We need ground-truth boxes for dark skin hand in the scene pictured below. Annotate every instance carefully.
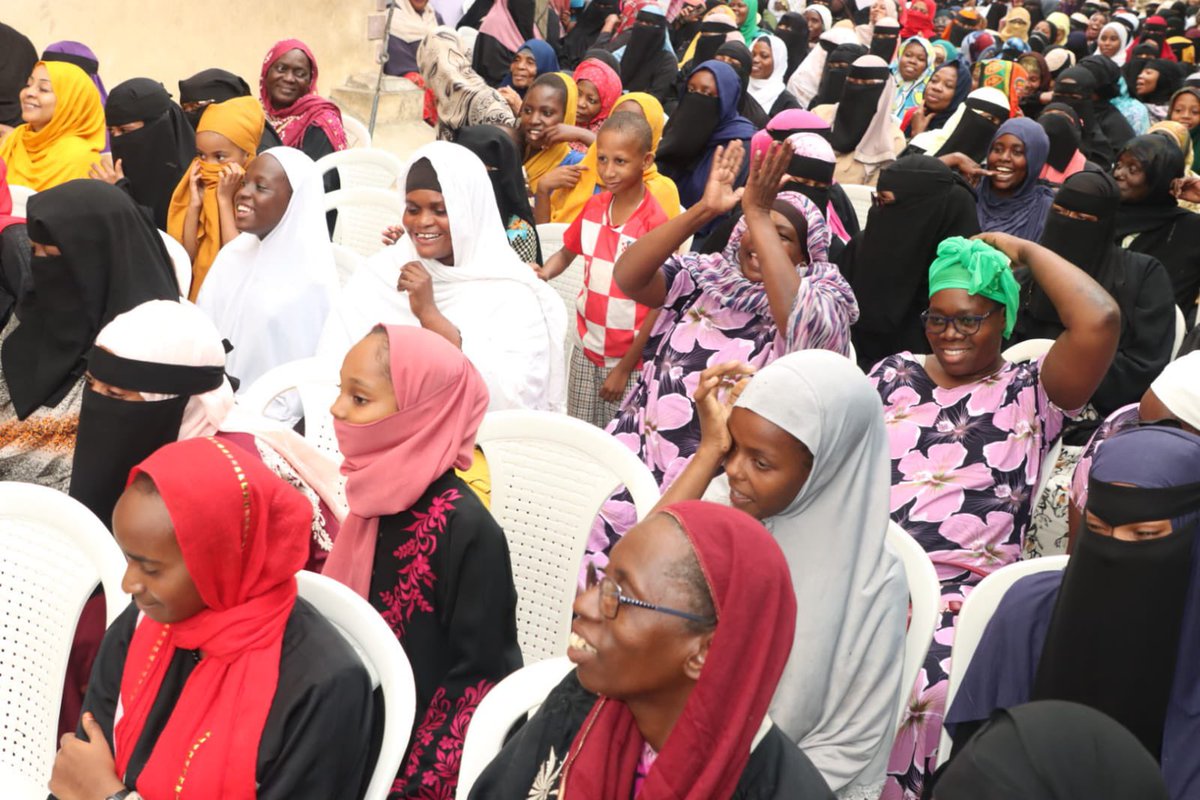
[49,712,126,800]
[741,141,803,332]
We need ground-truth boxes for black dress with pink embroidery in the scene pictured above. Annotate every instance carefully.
[368,469,522,799]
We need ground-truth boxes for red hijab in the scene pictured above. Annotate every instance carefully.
[0,160,23,233]
[258,39,349,150]
[323,325,490,598]
[901,0,938,40]
[114,437,311,799]
[1129,16,1179,62]
[557,501,798,799]
[574,58,624,132]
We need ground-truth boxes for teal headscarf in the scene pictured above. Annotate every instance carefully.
[932,39,960,63]
[927,236,1021,338]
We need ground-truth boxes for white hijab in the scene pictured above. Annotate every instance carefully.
[709,350,907,794]
[318,141,566,412]
[749,33,791,114]
[1098,21,1129,65]
[1152,351,1200,430]
[196,146,339,393]
[788,27,859,108]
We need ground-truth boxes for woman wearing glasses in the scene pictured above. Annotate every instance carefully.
[866,231,1119,796]
[468,501,835,799]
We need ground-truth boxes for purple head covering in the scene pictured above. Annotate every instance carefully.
[976,117,1055,240]
[41,41,107,104]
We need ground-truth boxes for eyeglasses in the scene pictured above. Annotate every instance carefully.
[920,306,999,335]
[588,572,716,625]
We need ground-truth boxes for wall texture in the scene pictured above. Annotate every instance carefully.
[6,1,378,103]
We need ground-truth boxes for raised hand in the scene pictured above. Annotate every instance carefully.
[700,141,747,217]
[88,158,125,185]
[742,141,791,217]
[693,361,757,457]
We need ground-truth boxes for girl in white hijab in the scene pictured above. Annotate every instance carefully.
[749,33,793,114]
[788,27,861,107]
[654,350,908,800]
[318,140,566,412]
[196,146,338,393]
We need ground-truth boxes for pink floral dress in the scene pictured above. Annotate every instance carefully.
[868,353,1071,800]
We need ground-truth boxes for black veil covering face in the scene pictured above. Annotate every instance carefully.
[829,57,889,154]
[933,92,1009,161]
[1052,66,1113,163]
[69,348,224,528]
[1038,102,1083,172]
[177,68,252,129]
[810,43,868,108]
[869,21,901,61]
[0,181,180,420]
[454,125,541,263]
[105,79,196,230]
[775,12,810,80]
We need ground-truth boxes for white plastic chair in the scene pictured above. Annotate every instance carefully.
[456,656,574,799]
[1173,305,1186,359]
[537,223,583,367]
[158,229,193,299]
[1002,337,1055,363]
[536,222,568,265]
[0,483,130,794]
[239,357,343,462]
[331,242,366,289]
[886,521,940,731]
[476,410,660,664]
[7,184,34,218]
[840,183,873,230]
[935,555,1069,767]
[316,148,405,192]
[341,113,373,149]
[325,188,404,258]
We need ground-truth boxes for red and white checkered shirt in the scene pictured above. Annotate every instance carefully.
[564,190,668,368]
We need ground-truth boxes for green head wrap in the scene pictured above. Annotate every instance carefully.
[927,236,1021,339]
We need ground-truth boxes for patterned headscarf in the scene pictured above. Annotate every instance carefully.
[258,39,348,151]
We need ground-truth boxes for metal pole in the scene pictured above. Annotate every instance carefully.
[370,0,399,136]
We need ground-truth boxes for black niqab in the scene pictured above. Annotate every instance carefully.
[1038,102,1082,171]
[775,13,810,80]
[934,93,1008,162]
[810,44,867,109]
[0,23,38,128]
[1052,66,1113,163]
[177,68,252,129]
[620,12,669,90]
[829,59,889,154]
[455,125,541,263]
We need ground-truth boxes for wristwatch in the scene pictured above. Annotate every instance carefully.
[105,790,140,800]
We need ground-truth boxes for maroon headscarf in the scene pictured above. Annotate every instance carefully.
[557,501,798,799]
[259,39,349,150]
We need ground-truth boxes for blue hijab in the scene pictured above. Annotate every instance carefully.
[500,39,560,94]
[976,117,1055,240]
[659,60,756,208]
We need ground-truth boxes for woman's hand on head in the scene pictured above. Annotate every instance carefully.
[694,361,757,457]
[216,162,245,202]
[701,141,747,217]
[742,141,791,218]
[48,713,125,800]
[381,224,405,246]
[972,230,1025,264]
[88,158,124,185]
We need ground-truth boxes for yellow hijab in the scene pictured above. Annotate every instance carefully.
[551,92,681,223]
[167,96,264,300]
[0,61,104,191]
[524,73,578,195]
[999,7,1031,41]
[679,6,740,68]
[1046,11,1071,46]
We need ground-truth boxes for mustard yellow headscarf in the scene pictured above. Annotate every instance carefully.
[550,92,681,223]
[524,72,578,195]
[1046,11,1071,46]
[167,96,264,300]
[0,61,104,191]
[999,7,1031,41]
[679,5,741,68]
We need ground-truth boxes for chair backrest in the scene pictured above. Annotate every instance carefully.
[885,521,940,731]
[935,554,1069,767]
[476,410,660,664]
[295,570,416,800]
[8,184,34,218]
[840,183,873,230]
[537,223,582,368]
[316,148,405,192]
[157,229,193,299]
[341,113,373,149]
[331,242,367,288]
[455,656,574,799]
[239,357,343,462]
[0,483,130,791]
[1174,304,1186,359]
[1002,337,1055,363]
[324,188,404,258]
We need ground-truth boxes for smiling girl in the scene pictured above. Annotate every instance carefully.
[891,37,937,120]
[520,72,586,196]
[975,117,1055,239]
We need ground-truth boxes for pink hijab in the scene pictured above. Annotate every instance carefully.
[323,325,490,598]
[259,39,348,150]
[749,124,853,242]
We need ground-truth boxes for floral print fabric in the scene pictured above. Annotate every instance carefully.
[868,352,1069,799]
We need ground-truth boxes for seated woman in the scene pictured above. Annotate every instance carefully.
[258,39,348,161]
[787,27,861,108]
[166,96,265,299]
[0,61,104,191]
[616,5,680,107]
[1168,86,1200,167]
[178,67,282,150]
[319,141,566,411]
[713,40,770,127]
[869,232,1120,795]
[95,78,195,231]
[807,42,869,110]
[325,324,521,797]
[901,57,971,139]
[1114,133,1200,311]
[890,36,937,121]
[652,351,908,799]
[417,27,515,141]
[905,86,1009,162]
[564,56,623,152]
[841,155,979,370]
[943,425,1200,800]
[0,181,179,491]
[656,61,755,211]
[1037,102,1090,184]
[1135,58,1185,123]
[497,39,559,117]
[0,162,29,329]
[383,0,442,79]
[196,147,338,396]
[547,92,681,225]
[468,501,835,800]
[813,54,905,186]
[49,436,374,799]
[521,72,586,205]
[937,702,1170,799]
[455,125,541,262]
[586,143,858,567]
[749,33,801,118]
[973,118,1055,239]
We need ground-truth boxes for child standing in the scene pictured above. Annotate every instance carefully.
[538,112,666,427]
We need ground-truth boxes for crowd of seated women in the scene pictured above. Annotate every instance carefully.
[1,0,1200,797]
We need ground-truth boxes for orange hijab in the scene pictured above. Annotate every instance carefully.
[166,96,264,300]
[0,61,104,191]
